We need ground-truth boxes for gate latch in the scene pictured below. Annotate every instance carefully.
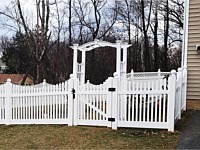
[71,88,75,99]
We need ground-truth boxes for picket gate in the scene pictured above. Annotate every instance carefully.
[74,79,110,127]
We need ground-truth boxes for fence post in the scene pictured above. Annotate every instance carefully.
[73,77,78,126]
[68,75,74,126]
[177,68,182,119]
[111,73,119,130]
[5,78,12,125]
[167,70,176,132]
[107,77,113,128]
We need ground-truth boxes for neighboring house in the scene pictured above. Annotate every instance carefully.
[0,52,6,73]
[0,74,34,85]
[0,59,6,72]
[184,0,200,109]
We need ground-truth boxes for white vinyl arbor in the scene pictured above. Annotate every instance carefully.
[71,40,131,83]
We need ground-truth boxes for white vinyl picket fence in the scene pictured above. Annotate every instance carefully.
[0,79,74,125]
[0,68,187,132]
[174,67,187,120]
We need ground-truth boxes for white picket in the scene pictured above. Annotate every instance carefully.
[0,84,5,121]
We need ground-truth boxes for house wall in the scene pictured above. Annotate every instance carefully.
[187,0,200,110]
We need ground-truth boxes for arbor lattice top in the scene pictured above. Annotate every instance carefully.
[71,40,131,84]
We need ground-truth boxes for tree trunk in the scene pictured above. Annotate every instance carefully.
[154,1,159,71]
[141,0,150,71]
[164,0,169,71]
[68,0,72,45]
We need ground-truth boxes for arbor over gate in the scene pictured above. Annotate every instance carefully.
[71,40,131,83]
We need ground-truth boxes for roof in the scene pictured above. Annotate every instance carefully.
[0,74,32,83]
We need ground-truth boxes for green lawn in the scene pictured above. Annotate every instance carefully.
[0,110,193,149]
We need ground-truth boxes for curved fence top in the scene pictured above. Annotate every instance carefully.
[126,71,171,80]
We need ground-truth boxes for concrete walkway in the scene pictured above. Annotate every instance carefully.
[176,110,200,149]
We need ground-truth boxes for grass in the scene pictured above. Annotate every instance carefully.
[0,110,193,149]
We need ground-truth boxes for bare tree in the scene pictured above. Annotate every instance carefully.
[168,0,184,45]
[68,0,72,45]
[116,0,137,44]
[73,0,117,41]
[16,0,51,83]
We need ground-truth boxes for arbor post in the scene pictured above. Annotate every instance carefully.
[73,44,79,79]
[116,40,122,79]
[122,43,128,80]
[81,50,86,84]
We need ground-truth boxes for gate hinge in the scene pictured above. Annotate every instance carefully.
[108,118,115,122]
[108,88,116,92]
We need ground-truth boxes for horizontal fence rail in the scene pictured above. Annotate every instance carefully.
[0,68,187,132]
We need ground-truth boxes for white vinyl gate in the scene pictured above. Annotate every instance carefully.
[74,80,110,127]
[72,74,175,131]
[73,77,119,128]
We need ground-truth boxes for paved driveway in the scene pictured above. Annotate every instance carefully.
[176,111,200,149]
